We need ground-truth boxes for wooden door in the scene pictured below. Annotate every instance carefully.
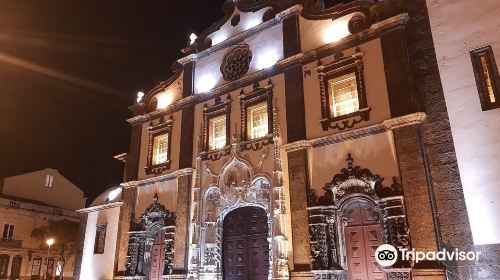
[45,258,54,280]
[150,230,165,280]
[344,203,386,280]
[223,207,269,280]
[10,256,22,280]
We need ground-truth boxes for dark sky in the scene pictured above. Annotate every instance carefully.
[0,0,225,203]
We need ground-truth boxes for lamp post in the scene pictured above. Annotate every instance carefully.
[45,238,55,280]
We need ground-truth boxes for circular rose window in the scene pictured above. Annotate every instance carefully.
[220,44,253,81]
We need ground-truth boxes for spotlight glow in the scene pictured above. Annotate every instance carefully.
[157,92,174,109]
[196,75,217,93]
[211,33,227,46]
[46,238,55,246]
[107,187,122,201]
[136,91,144,103]
[190,33,198,45]
[245,18,261,30]
[323,21,350,44]
[256,50,279,70]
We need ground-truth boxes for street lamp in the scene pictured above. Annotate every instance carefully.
[45,238,55,280]
[46,238,55,250]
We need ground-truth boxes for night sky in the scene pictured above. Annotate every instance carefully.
[0,0,225,203]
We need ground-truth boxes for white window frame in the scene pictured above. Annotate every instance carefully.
[248,103,268,140]
[209,115,226,150]
[152,134,169,165]
[44,175,54,188]
[2,224,14,240]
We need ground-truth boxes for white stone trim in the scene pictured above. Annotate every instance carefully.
[383,112,427,130]
[77,201,123,213]
[281,113,426,150]
[122,168,195,189]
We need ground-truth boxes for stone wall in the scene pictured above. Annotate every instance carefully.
[72,213,87,280]
[404,0,488,278]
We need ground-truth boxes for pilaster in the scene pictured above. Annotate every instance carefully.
[172,173,194,276]
[284,142,312,276]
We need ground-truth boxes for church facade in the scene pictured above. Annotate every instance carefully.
[75,1,499,280]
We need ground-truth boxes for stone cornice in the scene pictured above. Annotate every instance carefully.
[121,168,195,189]
[383,112,426,130]
[131,13,410,125]
[77,201,124,213]
[281,113,426,150]
[281,140,311,152]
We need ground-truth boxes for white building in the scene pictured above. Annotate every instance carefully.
[0,168,85,279]
[426,0,500,278]
[75,0,500,279]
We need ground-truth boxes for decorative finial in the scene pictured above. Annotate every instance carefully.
[153,193,159,204]
[136,91,144,103]
[189,33,198,45]
[346,153,354,171]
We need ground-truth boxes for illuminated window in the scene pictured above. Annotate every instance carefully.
[145,117,173,175]
[55,260,64,277]
[44,175,54,188]
[209,115,226,150]
[239,83,273,144]
[152,134,169,165]
[201,96,231,155]
[317,56,369,131]
[248,103,268,139]
[31,257,42,277]
[2,224,14,240]
[329,72,359,117]
[94,224,107,254]
[471,45,500,111]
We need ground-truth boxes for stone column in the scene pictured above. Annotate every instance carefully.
[171,171,193,278]
[285,143,313,280]
[392,123,445,279]
[115,187,137,274]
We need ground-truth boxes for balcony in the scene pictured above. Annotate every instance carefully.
[0,238,22,248]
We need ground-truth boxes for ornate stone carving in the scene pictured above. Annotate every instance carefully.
[348,12,369,34]
[125,194,176,277]
[310,153,403,206]
[220,44,253,81]
[140,193,176,228]
[191,143,289,279]
[387,271,411,280]
[307,154,412,278]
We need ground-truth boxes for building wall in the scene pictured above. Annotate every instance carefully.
[2,168,86,211]
[79,205,121,280]
[194,11,284,94]
[426,0,500,246]
[302,39,391,140]
[426,0,500,278]
[0,197,80,279]
[102,1,496,279]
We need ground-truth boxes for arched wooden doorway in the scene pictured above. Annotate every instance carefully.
[343,200,386,280]
[222,206,269,280]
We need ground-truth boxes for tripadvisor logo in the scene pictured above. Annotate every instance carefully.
[375,244,482,267]
[375,244,398,266]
